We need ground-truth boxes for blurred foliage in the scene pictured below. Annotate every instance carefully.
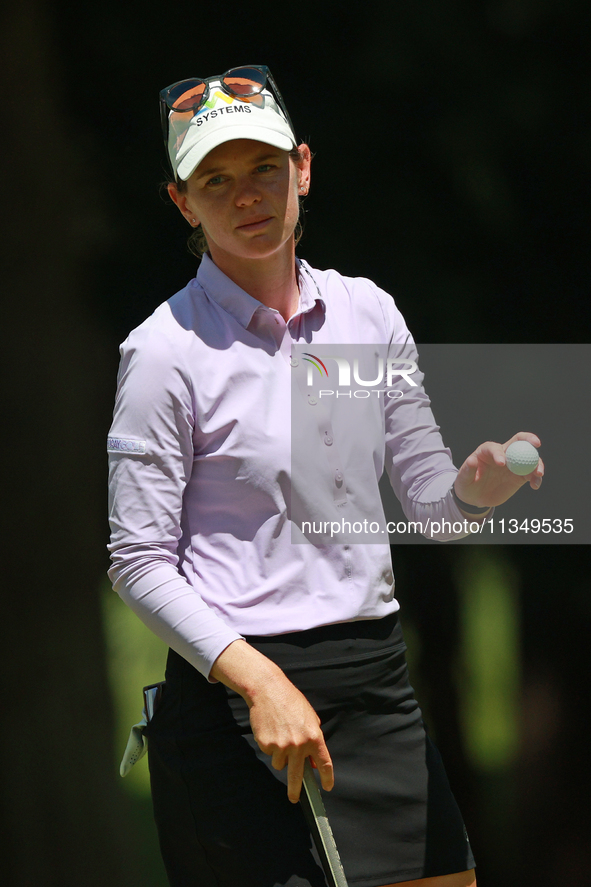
[102,582,169,885]
[456,550,520,770]
[102,580,168,796]
[403,548,520,773]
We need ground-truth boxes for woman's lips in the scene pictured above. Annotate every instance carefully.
[237,217,273,232]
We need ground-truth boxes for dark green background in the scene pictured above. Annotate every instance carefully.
[2,2,589,885]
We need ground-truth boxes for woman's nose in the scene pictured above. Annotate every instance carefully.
[234,177,262,206]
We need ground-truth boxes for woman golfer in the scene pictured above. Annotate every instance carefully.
[107,65,543,887]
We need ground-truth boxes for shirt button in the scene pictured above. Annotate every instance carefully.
[324,433,333,446]
[308,395,317,405]
[335,470,343,483]
[290,357,299,367]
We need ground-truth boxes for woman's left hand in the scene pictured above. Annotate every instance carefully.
[454,432,544,510]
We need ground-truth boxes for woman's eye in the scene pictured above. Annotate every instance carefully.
[256,164,275,173]
[207,175,224,186]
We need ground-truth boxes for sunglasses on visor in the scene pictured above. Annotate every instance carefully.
[159,65,296,176]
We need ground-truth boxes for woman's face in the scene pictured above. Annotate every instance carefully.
[169,139,311,268]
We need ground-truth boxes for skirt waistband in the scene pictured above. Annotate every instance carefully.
[243,612,406,670]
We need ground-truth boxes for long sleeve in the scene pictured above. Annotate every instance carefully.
[374,290,478,540]
[107,318,243,679]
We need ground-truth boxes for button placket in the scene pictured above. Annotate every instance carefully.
[291,346,349,507]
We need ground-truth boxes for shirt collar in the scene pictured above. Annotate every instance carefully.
[195,253,326,328]
[196,254,262,328]
[296,258,326,316]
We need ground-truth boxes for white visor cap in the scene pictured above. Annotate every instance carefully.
[168,84,297,181]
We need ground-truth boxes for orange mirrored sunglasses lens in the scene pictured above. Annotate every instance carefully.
[171,83,206,111]
[222,77,260,95]
[223,67,266,96]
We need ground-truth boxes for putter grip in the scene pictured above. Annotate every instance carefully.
[302,760,349,887]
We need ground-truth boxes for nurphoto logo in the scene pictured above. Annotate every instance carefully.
[302,352,418,399]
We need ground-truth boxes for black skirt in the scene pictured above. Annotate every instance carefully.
[145,613,475,887]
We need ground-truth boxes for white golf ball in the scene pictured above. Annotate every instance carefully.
[505,440,540,476]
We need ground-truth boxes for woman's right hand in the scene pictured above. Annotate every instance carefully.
[210,639,334,803]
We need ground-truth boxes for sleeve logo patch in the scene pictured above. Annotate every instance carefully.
[107,437,147,455]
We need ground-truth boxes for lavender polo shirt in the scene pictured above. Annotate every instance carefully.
[107,255,468,679]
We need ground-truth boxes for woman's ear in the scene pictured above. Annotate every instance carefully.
[168,182,199,226]
[296,143,312,196]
